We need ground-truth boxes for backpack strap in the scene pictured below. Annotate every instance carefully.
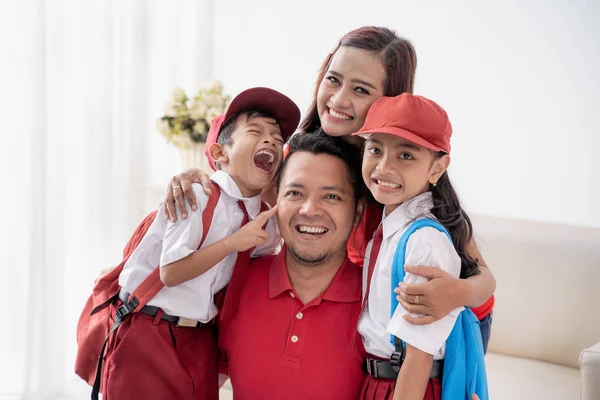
[390,219,452,347]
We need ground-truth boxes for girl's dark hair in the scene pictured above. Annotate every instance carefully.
[277,129,365,204]
[299,26,417,134]
[425,159,480,279]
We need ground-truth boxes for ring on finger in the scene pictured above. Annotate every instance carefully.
[173,185,182,192]
[414,295,420,305]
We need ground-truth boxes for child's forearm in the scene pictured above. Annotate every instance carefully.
[160,237,236,287]
[393,344,433,400]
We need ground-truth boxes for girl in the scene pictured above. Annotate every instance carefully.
[355,93,486,400]
[163,26,495,348]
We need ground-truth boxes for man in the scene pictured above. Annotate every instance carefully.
[218,131,368,399]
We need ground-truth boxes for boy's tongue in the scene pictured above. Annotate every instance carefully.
[254,153,273,173]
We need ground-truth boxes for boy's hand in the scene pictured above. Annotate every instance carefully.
[227,206,278,252]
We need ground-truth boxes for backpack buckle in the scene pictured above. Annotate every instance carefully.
[115,297,139,321]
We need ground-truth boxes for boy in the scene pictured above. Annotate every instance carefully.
[102,87,300,399]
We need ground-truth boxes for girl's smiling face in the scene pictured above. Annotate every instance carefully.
[362,133,449,214]
[316,47,386,138]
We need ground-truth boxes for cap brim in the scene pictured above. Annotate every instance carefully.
[353,127,446,153]
[224,87,300,141]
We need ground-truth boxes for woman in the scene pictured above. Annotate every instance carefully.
[163,26,495,350]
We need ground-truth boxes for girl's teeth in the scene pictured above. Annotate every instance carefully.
[329,108,351,120]
[298,225,328,234]
[378,180,401,189]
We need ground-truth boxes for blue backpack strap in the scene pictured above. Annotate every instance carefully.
[389,218,452,346]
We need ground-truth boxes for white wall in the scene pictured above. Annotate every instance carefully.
[212,0,600,228]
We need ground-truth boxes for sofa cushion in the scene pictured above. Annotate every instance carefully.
[486,352,579,399]
[471,214,600,368]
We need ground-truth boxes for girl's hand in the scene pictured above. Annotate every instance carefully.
[164,168,211,222]
[226,206,278,252]
[393,265,467,325]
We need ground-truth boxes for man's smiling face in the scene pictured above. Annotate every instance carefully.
[276,151,357,266]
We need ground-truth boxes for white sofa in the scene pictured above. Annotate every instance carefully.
[220,214,600,399]
[472,214,600,400]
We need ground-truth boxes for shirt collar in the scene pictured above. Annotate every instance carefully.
[211,170,262,219]
[381,192,434,239]
[269,246,361,303]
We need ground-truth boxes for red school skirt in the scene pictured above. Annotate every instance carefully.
[359,375,441,400]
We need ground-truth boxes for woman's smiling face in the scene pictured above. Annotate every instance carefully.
[316,47,386,138]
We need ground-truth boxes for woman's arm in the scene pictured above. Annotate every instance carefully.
[394,237,496,325]
[164,168,212,221]
[393,344,433,400]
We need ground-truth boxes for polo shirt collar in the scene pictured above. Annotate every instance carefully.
[381,191,434,239]
[211,170,262,219]
[268,246,361,303]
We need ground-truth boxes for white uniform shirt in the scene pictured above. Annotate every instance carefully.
[357,192,463,359]
[118,171,280,322]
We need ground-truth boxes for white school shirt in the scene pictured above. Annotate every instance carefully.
[357,192,463,359]
[118,171,281,322]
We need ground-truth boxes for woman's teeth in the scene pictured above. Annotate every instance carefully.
[297,225,328,234]
[329,108,352,120]
[376,179,401,189]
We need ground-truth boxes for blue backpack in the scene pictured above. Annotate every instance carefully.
[390,218,489,400]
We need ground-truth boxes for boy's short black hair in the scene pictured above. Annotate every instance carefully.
[217,108,279,146]
[277,129,365,202]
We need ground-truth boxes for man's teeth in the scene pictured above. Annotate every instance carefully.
[297,225,328,234]
[256,150,275,164]
[329,108,352,120]
[377,179,401,189]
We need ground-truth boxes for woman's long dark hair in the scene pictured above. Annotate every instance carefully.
[299,26,417,134]
[426,165,480,279]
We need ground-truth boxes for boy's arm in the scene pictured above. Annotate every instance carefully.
[160,206,278,287]
[161,237,237,287]
[250,209,281,257]
[393,344,433,400]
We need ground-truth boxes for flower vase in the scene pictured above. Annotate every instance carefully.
[179,143,212,173]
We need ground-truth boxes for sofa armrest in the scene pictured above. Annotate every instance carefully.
[580,342,600,400]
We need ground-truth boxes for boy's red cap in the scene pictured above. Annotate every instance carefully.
[204,87,300,171]
[353,93,452,153]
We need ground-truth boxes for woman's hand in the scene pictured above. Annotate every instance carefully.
[394,265,468,325]
[164,168,211,222]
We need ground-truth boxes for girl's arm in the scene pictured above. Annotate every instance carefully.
[393,344,433,400]
[395,237,496,325]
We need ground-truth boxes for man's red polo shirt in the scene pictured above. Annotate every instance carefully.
[219,249,367,399]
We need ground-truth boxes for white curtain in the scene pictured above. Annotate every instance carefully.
[0,1,214,398]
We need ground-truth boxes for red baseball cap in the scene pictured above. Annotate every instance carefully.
[204,87,300,171]
[353,93,452,153]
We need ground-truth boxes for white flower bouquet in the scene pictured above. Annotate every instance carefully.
[157,81,230,148]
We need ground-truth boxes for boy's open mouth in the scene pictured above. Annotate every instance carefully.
[253,148,277,173]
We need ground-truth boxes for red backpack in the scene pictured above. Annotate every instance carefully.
[74,183,221,391]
